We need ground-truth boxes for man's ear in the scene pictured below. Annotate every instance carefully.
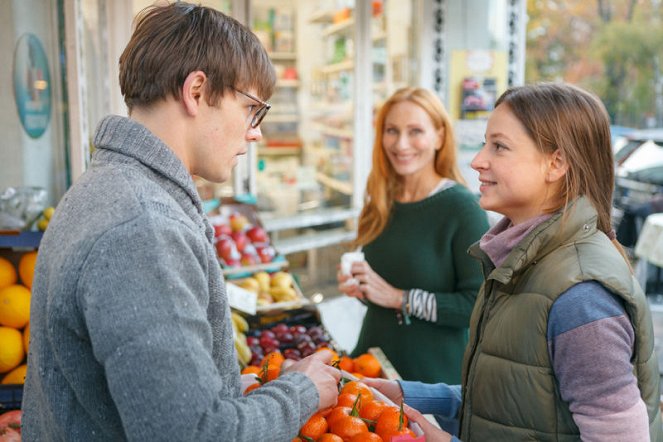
[546,149,569,183]
[181,71,207,117]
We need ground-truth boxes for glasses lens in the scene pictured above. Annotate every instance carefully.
[252,105,269,128]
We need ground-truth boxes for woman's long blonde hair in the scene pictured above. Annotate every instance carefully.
[355,87,465,246]
[496,83,630,266]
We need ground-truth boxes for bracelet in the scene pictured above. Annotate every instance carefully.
[400,290,411,325]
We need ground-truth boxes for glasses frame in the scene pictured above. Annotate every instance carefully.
[233,88,271,128]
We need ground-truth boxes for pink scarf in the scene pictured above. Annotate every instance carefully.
[479,214,552,268]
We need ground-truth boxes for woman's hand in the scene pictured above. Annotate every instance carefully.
[360,377,403,404]
[337,264,366,300]
[404,404,453,442]
[350,261,403,309]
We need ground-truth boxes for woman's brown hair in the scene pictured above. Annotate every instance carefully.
[495,83,629,264]
[355,87,465,246]
[119,2,275,112]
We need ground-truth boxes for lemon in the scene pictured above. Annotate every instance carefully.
[43,206,55,220]
[2,364,27,384]
[0,285,31,329]
[0,257,17,290]
[18,251,38,289]
[23,322,30,353]
[0,327,25,373]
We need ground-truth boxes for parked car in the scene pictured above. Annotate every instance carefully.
[613,129,663,244]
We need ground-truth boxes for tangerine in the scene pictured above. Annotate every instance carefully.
[316,347,340,365]
[374,405,409,442]
[337,392,360,409]
[18,251,38,289]
[326,406,352,426]
[244,383,260,395]
[241,365,261,375]
[260,351,285,368]
[0,258,17,290]
[350,432,384,442]
[353,353,381,378]
[0,284,31,329]
[329,415,368,440]
[338,355,354,372]
[341,381,374,403]
[299,413,329,440]
[317,434,343,442]
[359,400,388,422]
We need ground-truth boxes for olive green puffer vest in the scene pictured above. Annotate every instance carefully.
[459,197,662,441]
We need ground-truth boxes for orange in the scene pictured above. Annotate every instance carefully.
[338,355,354,372]
[260,351,285,368]
[359,400,388,422]
[23,322,30,353]
[0,326,24,373]
[316,347,340,365]
[337,392,360,409]
[351,372,365,379]
[0,257,17,289]
[329,415,368,440]
[244,383,261,395]
[2,364,27,385]
[350,432,384,442]
[241,365,261,375]
[341,381,374,403]
[18,251,38,289]
[299,413,328,440]
[375,406,409,442]
[291,438,303,442]
[0,284,31,329]
[353,353,381,378]
[317,434,343,442]
[326,406,352,426]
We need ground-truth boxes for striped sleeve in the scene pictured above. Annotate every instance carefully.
[406,289,438,323]
[547,281,649,442]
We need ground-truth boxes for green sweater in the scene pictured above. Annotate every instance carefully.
[353,184,489,383]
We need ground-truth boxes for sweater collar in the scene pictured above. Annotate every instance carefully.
[469,197,599,284]
[93,115,213,240]
[479,213,552,268]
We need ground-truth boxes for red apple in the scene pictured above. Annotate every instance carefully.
[216,237,240,262]
[256,245,276,263]
[231,231,248,252]
[213,223,232,238]
[246,225,269,243]
[240,252,258,266]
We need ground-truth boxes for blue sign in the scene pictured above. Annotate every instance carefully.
[13,33,52,139]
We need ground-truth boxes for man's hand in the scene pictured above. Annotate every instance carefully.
[284,350,342,410]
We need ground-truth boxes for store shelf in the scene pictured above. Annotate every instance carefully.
[320,59,354,74]
[322,17,354,37]
[316,172,353,195]
[313,123,353,139]
[261,207,359,232]
[0,231,43,249]
[272,227,356,255]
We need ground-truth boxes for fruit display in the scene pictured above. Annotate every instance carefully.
[231,311,252,368]
[209,203,285,275]
[0,252,33,388]
[0,409,22,441]
[228,270,307,311]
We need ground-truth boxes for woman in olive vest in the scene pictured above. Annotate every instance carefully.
[363,83,662,442]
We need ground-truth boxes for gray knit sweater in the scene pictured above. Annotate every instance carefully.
[22,115,318,441]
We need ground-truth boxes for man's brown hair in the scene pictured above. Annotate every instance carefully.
[119,2,275,112]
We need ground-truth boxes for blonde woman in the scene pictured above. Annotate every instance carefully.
[338,87,489,394]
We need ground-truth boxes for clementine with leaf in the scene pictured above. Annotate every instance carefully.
[358,399,388,422]
[326,406,352,427]
[317,433,344,442]
[241,365,261,375]
[338,355,354,372]
[299,413,329,440]
[341,381,374,403]
[337,393,360,409]
[375,403,410,442]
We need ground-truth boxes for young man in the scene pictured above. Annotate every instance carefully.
[22,3,341,441]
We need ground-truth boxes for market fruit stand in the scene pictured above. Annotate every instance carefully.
[0,203,420,440]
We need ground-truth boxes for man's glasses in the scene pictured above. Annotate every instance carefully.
[233,88,271,128]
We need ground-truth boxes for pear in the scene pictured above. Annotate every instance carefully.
[270,271,293,289]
